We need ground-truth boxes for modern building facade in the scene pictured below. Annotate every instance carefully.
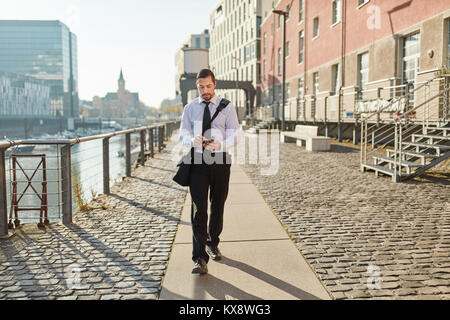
[182,29,211,50]
[0,71,51,117]
[0,20,78,118]
[175,30,210,103]
[209,0,267,112]
[260,0,450,125]
[92,70,141,118]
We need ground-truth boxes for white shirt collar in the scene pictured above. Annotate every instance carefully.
[198,94,220,107]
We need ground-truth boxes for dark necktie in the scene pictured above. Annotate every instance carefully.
[202,101,211,140]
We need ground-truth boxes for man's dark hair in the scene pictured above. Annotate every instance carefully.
[196,69,216,83]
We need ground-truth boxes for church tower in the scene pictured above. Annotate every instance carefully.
[118,68,125,94]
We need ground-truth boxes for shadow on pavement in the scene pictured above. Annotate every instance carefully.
[109,193,190,226]
[130,176,186,193]
[216,256,322,300]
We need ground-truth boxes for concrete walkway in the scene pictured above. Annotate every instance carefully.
[159,164,332,300]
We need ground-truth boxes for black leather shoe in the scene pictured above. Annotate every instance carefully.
[206,246,222,261]
[192,258,208,274]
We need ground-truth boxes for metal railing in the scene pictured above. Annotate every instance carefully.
[0,121,180,238]
[359,75,450,181]
[258,77,439,125]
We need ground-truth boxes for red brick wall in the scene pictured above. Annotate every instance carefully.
[260,0,450,92]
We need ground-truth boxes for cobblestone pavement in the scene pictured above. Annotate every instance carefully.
[242,135,450,300]
[0,138,187,300]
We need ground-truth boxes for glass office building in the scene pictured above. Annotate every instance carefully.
[0,20,78,117]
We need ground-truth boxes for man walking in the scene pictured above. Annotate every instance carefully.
[179,69,241,274]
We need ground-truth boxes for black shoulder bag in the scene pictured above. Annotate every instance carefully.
[173,98,230,186]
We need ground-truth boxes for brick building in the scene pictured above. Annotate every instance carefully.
[259,0,450,136]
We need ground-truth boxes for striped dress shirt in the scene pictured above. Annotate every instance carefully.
[179,94,241,153]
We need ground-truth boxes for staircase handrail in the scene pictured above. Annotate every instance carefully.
[358,76,446,123]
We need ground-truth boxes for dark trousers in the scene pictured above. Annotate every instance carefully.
[189,152,231,263]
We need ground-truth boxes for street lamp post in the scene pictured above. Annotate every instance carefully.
[273,9,287,131]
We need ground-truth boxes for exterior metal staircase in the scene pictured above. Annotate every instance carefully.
[360,75,450,182]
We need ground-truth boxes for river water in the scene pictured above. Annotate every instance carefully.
[4,133,148,224]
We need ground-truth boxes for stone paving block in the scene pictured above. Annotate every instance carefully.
[100,294,122,300]
[5,291,28,299]
[242,136,450,300]
[417,287,442,295]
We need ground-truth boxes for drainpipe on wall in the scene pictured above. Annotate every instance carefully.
[304,0,307,122]
[339,0,346,142]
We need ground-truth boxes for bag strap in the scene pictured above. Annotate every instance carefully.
[210,98,230,123]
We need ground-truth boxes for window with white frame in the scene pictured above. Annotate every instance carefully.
[402,32,420,84]
[299,0,304,23]
[286,83,290,102]
[298,30,304,64]
[447,20,450,68]
[263,32,266,54]
[313,72,319,96]
[313,17,319,38]
[358,0,369,6]
[263,60,266,82]
[276,83,282,104]
[331,64,340,95]
[358,52,369,91]
[332,0,341,25]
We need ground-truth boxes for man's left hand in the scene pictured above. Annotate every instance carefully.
[204,140,221,151]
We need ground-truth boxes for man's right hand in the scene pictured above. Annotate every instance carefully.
[193,135,204,148]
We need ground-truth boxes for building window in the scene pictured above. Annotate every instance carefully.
[256,39,261,59]
[332,0,341,25]
[402,32,420,84]
[331,64,340,95]
[256,63,260,83]
[251,64,254,81]
[206,37,210,49]
[257,17,262,37]
[286,4,291,20]
[278,48,282,76]
[299,0,304,23]
[313,72,319,96]
[286,41,290,57]
[447,20,450,68]
[358,0,369,6]
[263,60,266,82]
[358,52,369,91]
[313,17,319,38]
[298,30,304,64]
[298,77,304,100]
[195,37,201,48]
[276,83,282,104]
[278,15,282,29]
[263,32,266,54]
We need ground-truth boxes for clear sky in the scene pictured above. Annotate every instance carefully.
[0,0,219,108]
